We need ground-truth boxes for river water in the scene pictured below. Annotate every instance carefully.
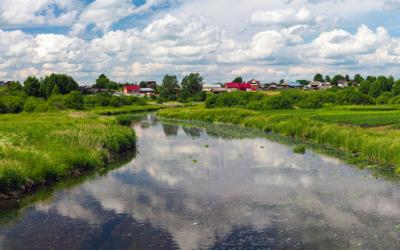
[1,114,400,249]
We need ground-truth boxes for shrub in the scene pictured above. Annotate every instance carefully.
[0,96,24,113]
[23,97,46,112]
[65,91,84,110]
[376,92,393,105]
[47,94,66,110]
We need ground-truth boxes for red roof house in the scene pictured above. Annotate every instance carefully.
[225,82,253,91]
[123,85,140,95]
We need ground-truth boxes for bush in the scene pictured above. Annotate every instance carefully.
[376,92,393,105]
[65,91,84,110]
[47,95,66,110]
[23,97,46,112]
[0,96,24,113]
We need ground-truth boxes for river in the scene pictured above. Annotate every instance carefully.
[1,114,400,249]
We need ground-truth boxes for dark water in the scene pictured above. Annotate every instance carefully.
[1,114,400,250]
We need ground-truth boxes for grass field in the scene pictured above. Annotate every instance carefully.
[0,104,161,195]
[159,105,400,174]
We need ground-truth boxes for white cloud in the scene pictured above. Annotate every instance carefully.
[250,8,319,26]
[0,0,82,28]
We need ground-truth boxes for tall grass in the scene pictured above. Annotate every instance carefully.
[159,107,400,173]
[0,111,137,194]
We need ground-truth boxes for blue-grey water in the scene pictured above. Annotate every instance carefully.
[1,114,400,249]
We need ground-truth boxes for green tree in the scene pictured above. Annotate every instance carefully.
[354,74,364,84]
[95,74,118,90]
[7,81,23,92]
[233,76,243,83]
[325,75,331,83]
[313,73,324,82]
[23,76,41,96]
[40,73,78,98]
[368,76,392,98]
[180,73,203,100]
[160,75,180,101]
[331,75,345,86]
[139,81,147,88]
[392,80,400,96]
[345,74,350,81]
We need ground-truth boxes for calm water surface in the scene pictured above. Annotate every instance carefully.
[1,114,400,249]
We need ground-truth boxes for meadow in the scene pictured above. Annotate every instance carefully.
[159,105,400,174]
[0,104,160,196]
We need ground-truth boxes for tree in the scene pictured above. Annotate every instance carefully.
[345,74,350,81]
[7,81,23,92]
[180,73,203,100]
[313,73,324,82]
[392,80,400,96]
[23,76,41,96]
[279,79,285,84]
[325,75,331,83]
[139,81,147,88]
[354,74,364,84]
[160,75,180,100]
[40,73,78,98]
[331,75,345,86]
[95,74,118,90]
[368,76,392,98]
[297,80,310,86]
[232,76,243,83]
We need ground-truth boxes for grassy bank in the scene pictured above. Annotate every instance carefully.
[159,106,400,174]
[0,104,160,196]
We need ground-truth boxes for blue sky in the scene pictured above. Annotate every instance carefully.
[1,0,400,84]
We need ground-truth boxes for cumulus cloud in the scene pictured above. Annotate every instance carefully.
[250,8,322,26]
[1,0,400,83]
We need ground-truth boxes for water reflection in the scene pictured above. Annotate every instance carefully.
[1,114,400,249]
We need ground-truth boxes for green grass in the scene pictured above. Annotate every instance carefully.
[0,110,138,194]
[158,106,400,174]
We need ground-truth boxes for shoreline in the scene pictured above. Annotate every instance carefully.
[158,107,400,176]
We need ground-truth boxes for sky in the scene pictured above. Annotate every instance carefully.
[1,0,400,84]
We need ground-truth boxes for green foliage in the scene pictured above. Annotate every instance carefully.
[391,80,400,96]
[23,76,41,97]
[313,73,324,82]
[40,73,79,98]
[95,74,118,90]
[354,74,364,84]
[180,73,203,101]
[65,91,84,110]
[0,96,25,113]
[233,76,243,83]
[160,75,180,101]
[330,75,345,86]
[47,94,66,110]
[0,111,136,192]
[23,97,47,112]
[376,92,393,105]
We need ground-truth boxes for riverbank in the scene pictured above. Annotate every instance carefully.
[0,105,160,198]
[159,106,400,175]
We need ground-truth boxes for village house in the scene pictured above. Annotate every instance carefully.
[337,80,349,88]
[123,85,141,95]
[123,85,156,97]
[225,82,255,92]
[202,83,227,93]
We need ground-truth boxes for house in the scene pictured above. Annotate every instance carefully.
[202,83,227,93]
[306,81,322,90]
[142,81,157,89]
[225,82,254,92]
[123,85,140,95]
[247,79,261,91]
[287,81,303,88]
[337,80,349,88]
[140,88,155,97]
